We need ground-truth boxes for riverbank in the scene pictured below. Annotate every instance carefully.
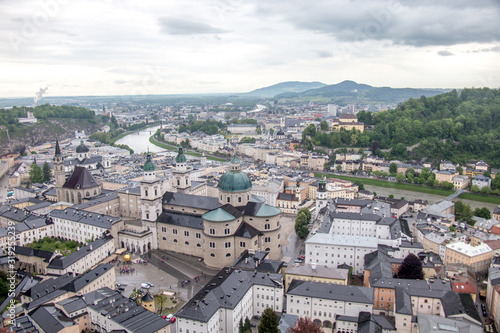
[149,135,227,162]
[110,123,160,144]
[314,172,500,205]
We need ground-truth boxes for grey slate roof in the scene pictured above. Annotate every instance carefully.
[56,296,87,315]
[287,280,374,304]
[73,192,119,210]
[50,208,121,229]
[85,287,170,333]
[62,166,100,189]
[157,211,204,230]
[163,191,221,210]
[12,315,40,333]
[176,268,283,323]
[62,263,114,293]
[29,305,75,333]
[14,246,53,261]
[46,235,113,270]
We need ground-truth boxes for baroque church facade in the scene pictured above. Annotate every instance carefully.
[53,144,282,269]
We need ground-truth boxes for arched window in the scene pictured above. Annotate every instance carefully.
[185,241,189,245]
[210,253,215,257]
[145,190,148,196]
[226,253,231,257]
[197,243,201,247]
[94,190,97,195]
[162,237,166,240]
[173,239,177,243]
[177,179,180,186]
[86,191,90,197]
[155,188,158,196]
[238,197,242,203]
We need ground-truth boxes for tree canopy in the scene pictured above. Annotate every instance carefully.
[288,317,325,333]
[258,308,280,333]
[300,88,500,167]
[396,253,424,280]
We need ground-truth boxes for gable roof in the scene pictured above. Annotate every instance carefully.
[63,166,100,189]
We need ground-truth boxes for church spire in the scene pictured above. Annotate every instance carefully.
[54,138,61,157]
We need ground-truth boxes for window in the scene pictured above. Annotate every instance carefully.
[162,237,166,240]
[227,197,230,203]
[146,213,149,219]
[210,229,215,235]
[225,242,231,248]
[210,253,215,257]
[185,241,189,245]
[196,233,201,239]
[265,237,271,243]
[145,190,148,196]
[173,239,177,243]
[173,229,178,234]
[224,228,230,235]
[197,243,201,247]
[184,231,190,237]
[210,242,216,248]
[240,241,246,247]
[238,197,242,203]
[161,227,166,232]
[226,253,231,257]
[265,224,270,230]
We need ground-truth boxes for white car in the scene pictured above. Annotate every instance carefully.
[140,283,151,289]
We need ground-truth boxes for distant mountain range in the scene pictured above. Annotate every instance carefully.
[244,81,327,97]
[245,80,449,103]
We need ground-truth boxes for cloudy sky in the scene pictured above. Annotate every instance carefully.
[1,0,499,97]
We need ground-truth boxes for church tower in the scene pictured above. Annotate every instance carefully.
[316,177,328,213]
[173,146,191,193]
[76,140,90,160]
[54,138,66,202]
[217,155,252,206]
[140,151,162,222]
[200,150,207,166]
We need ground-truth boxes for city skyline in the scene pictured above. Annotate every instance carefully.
[1,0,499,98]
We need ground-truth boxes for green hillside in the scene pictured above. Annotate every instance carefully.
[305,88,500,167]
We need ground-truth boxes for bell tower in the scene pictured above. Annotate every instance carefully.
[173,146,191,193]
[316,177,328,213]
[54,138,66,202]
[140,151,162,222]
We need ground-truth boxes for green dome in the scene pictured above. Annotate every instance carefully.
[176,146,187,163]
[143,152,155,171]
[217,171,252,192]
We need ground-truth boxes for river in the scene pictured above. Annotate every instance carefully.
[365,184,499,212]
[115,126,166,154]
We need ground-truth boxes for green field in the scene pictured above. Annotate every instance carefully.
[149,135,227,162]
[314,173,500,205]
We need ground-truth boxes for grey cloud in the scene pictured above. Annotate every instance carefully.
[254,0,500,47]
[437,50,454,56]
[480,46,500,52]
[315,50,333,58]
[158,17,229,35]
[114,80,127,84]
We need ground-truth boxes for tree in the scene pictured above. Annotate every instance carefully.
[320,121,329,131]
[295,213,309,239]
[243,317,252,333]
[389,194,394,199]
[457,166,463,175]
[297,208,311,224]
[474,207,492,219]
[396,253,424,280]
[29,163,43,183]
[455,201,474,225]
[481,186,492,195]
[288,317,325,333]
[42,162,51,182]
[389,163,398,175]
[449,225,456,232]
[258,308,279,333]
[405,167,416,178]
[269,128,275,136]
[396,173,405,182]
[470,185,480,193]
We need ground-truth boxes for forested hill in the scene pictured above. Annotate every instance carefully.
[0,104,100,154]
[307,88,500,167]
[361,88,500,166]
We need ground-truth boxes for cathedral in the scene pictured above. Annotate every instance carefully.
[142,147,283,268]
[53,143,283,269]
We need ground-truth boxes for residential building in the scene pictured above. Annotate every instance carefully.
[445,241,492,273]
[284,262,349,291]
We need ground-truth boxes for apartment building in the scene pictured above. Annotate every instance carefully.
[445,241,492,273]
[286,280,374,331]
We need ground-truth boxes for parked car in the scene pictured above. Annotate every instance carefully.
[140,283,151,289]
[145,282,154,287]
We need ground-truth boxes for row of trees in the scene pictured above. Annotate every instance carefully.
[178,119,226,135]
[29,162,51,183]
[455,201,492,225]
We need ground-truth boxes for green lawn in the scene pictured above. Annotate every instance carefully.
[149,135,227,162]
[25,237,81,256]
[314,173,500,205]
